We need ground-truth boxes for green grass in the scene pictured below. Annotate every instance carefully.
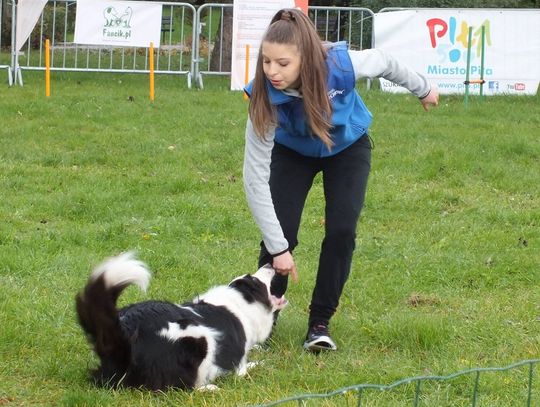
[0,72,539,406]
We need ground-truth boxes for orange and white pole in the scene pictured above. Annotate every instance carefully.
[45,39,50,97]
[243,44,250,101]
[149,42,155,101]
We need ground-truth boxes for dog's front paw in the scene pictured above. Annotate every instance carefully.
[246,361,261,371]
[197,384,220,392]
[271,295,288,311]
[236,360,261,377]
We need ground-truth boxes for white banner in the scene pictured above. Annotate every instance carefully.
[16,0,48,51]
[374,9,540,95]
[74,0,162,48]
[231,0,307,91]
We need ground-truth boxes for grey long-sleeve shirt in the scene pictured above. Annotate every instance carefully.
[243,48,431,255]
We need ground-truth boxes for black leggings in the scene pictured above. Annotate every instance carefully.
[258,135,372,327]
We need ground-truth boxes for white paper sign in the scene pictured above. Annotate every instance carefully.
[374,9,540,95]
[74,0,162,47]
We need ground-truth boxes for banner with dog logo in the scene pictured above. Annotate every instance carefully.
[74,0,162,47]
[374,9,540,95]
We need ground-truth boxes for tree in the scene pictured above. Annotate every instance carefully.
[209,0,233,72]
[1,0,12,48]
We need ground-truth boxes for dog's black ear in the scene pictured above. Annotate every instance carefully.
[229,276,271,308]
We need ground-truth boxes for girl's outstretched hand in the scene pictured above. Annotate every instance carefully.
[420,85,439,111]
[272,251,298,282]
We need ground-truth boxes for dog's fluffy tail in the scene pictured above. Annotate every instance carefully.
[75,252,150,385]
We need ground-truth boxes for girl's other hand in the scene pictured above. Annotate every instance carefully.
[420,85,439,111]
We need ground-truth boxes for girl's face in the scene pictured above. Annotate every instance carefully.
[261,41,301,90]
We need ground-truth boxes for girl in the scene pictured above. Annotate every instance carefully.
[243,8,439,352]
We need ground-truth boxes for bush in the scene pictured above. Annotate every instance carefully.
[350,0,539,11]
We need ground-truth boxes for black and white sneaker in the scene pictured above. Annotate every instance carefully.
[303,322,337,352]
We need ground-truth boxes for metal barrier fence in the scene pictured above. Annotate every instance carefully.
[12,0,196,87]
[0,0,13,85]
[193,4,374,89]
[3,1,375,88]
[252,359,540,407]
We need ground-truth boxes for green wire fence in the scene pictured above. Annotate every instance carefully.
[253,359,539,406]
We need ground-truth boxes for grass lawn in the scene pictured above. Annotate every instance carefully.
[0,71,539,406]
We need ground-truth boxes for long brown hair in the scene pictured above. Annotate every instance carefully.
[248,8,333,149]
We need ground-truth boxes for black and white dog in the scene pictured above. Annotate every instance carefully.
[75,252,287,391]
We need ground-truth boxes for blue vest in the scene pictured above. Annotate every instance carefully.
[245,42,372,158]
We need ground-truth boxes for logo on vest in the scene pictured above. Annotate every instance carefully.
[328,88,345,99]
